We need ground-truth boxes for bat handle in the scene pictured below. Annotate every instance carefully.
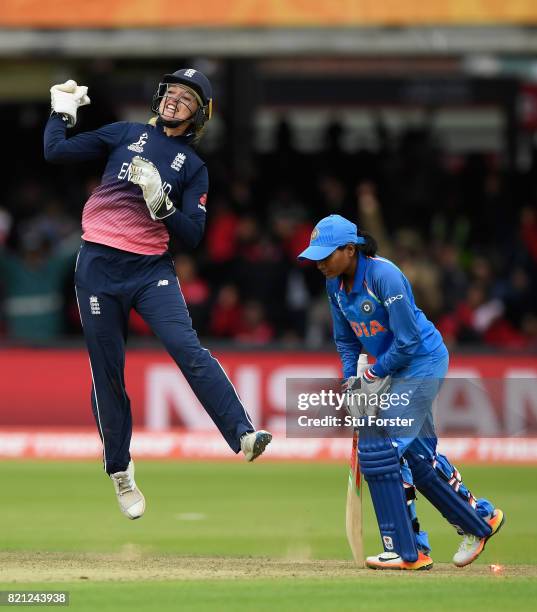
[357,353,368,377]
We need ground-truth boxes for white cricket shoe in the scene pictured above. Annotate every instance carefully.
[366,551,433,571]
[452,508,505,567]
[240,430,272,462]
[110,460,146,520]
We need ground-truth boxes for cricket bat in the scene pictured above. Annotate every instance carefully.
[345,353,368,566]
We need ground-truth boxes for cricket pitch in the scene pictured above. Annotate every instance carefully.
[2,552,536,582]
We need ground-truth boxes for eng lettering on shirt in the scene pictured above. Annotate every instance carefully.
[117,162,172,195]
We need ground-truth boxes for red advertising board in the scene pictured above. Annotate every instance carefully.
[1,349,536,436]
[1,349,536,461]
[0,430,536,464]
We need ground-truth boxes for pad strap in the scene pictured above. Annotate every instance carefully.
[406,451,492,538]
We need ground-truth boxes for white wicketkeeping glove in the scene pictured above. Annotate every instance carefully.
[50,80,91,127]
[128,156,176,220]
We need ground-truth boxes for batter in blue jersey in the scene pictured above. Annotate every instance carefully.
[299,214,504,570]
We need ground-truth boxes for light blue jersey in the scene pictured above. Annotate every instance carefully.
[299,215,497,556]
[327,253,445,379]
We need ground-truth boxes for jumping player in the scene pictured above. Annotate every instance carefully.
[44,71,271,520]
[298,214,504,570]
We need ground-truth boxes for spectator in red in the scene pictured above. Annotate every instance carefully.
[437,283,528,349]
[205,197,238,264]
[175,254,210,330]
[235,301,274,345]
[209,284,243,338]
[272,213,314,261]
[174,255,209,304]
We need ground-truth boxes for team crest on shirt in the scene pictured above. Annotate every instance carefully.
[361,300,375,315]
[171,153,186,172]
[89,296,101,315]
[128,132,148,153]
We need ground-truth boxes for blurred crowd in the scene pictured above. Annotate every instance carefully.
[1,112,537,350]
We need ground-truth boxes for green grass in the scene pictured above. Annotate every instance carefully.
[2,578,537,612]
[1,461,535,610]
[1,461,534,562]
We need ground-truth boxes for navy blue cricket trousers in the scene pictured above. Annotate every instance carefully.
[75,241,254,474]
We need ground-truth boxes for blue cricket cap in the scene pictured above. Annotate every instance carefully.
[297,214,365,261]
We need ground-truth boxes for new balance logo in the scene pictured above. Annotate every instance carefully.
[128,132,148,153]
[89,295,101,315]
[157,280,169,287]
[171,153,186,172]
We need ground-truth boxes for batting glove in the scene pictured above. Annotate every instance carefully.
[50,80,91,128]
[342,376,366,418]
[129,156,176,221]
[360,368,391,399]
[343,369,392,419]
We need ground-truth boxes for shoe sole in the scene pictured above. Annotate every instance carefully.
[122,507,145,520]
[366,561,433,571]
[249,432,273,462]
[454,509,505,568]
[119,493,146,520]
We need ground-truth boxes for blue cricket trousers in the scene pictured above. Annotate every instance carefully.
[74,241,254,474]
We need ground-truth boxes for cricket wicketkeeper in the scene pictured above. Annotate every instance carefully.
[299,214,504,570]
[43,69,271,520]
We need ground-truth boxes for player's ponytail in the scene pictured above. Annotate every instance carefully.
[191,124,206,145]
[356,231,378,257]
